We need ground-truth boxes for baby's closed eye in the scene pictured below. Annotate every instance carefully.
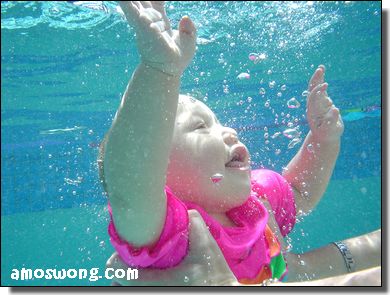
[195,121,207,130]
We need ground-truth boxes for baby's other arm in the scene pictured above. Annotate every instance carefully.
[283,65,344,214]
[102,2,196,247]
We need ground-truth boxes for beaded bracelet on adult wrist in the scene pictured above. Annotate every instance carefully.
[333,241,355,273]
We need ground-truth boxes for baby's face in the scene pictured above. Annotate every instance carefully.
[166,95,251,213]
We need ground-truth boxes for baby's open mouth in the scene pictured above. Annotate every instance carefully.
[225,154,246,168]
[225,145,250,169]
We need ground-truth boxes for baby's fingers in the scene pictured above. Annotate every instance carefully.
[308,65,326,92]
[318,106,340,129]
[139,1,153,8]
[119,2,140,26]
[150,1,172,33]
[307,83,331,114]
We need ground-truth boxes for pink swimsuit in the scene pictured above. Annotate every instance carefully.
[108,169,296,283]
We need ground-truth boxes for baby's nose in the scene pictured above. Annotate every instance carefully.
[222,127,239,145]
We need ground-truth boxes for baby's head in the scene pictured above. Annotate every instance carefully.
[98,95,252,214]
[166,95,252,213]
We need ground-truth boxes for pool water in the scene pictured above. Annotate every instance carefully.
[1,1,381,286]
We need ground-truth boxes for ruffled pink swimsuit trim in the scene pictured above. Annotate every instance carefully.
[108,169,296,281]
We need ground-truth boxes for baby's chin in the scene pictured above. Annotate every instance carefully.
[203,185,252,212]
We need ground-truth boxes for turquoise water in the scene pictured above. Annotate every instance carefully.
[1,1,381,286]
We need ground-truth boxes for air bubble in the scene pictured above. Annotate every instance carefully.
[288,138,302,149]
[259,88,266,95]
[283,128,300,139]
[249,52,266,64]
[281,85,287,91]
[302,90,309,97]
[184,276,189,283]
[211,173,224,184]
[307,143,314,153]
[237,72,250,80]
[248,53,259,61]
[287,97,301,109]
[269,81,276,88]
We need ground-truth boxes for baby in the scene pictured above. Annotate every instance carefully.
[98,1,362,286]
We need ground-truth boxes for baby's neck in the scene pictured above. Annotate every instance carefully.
[209,211,236,227]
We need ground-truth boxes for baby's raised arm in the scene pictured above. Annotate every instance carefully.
[283,65,344,214]
[101,1,196,246]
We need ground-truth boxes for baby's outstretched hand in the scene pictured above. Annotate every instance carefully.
[118,1,197,76]
[306,65,344,142]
